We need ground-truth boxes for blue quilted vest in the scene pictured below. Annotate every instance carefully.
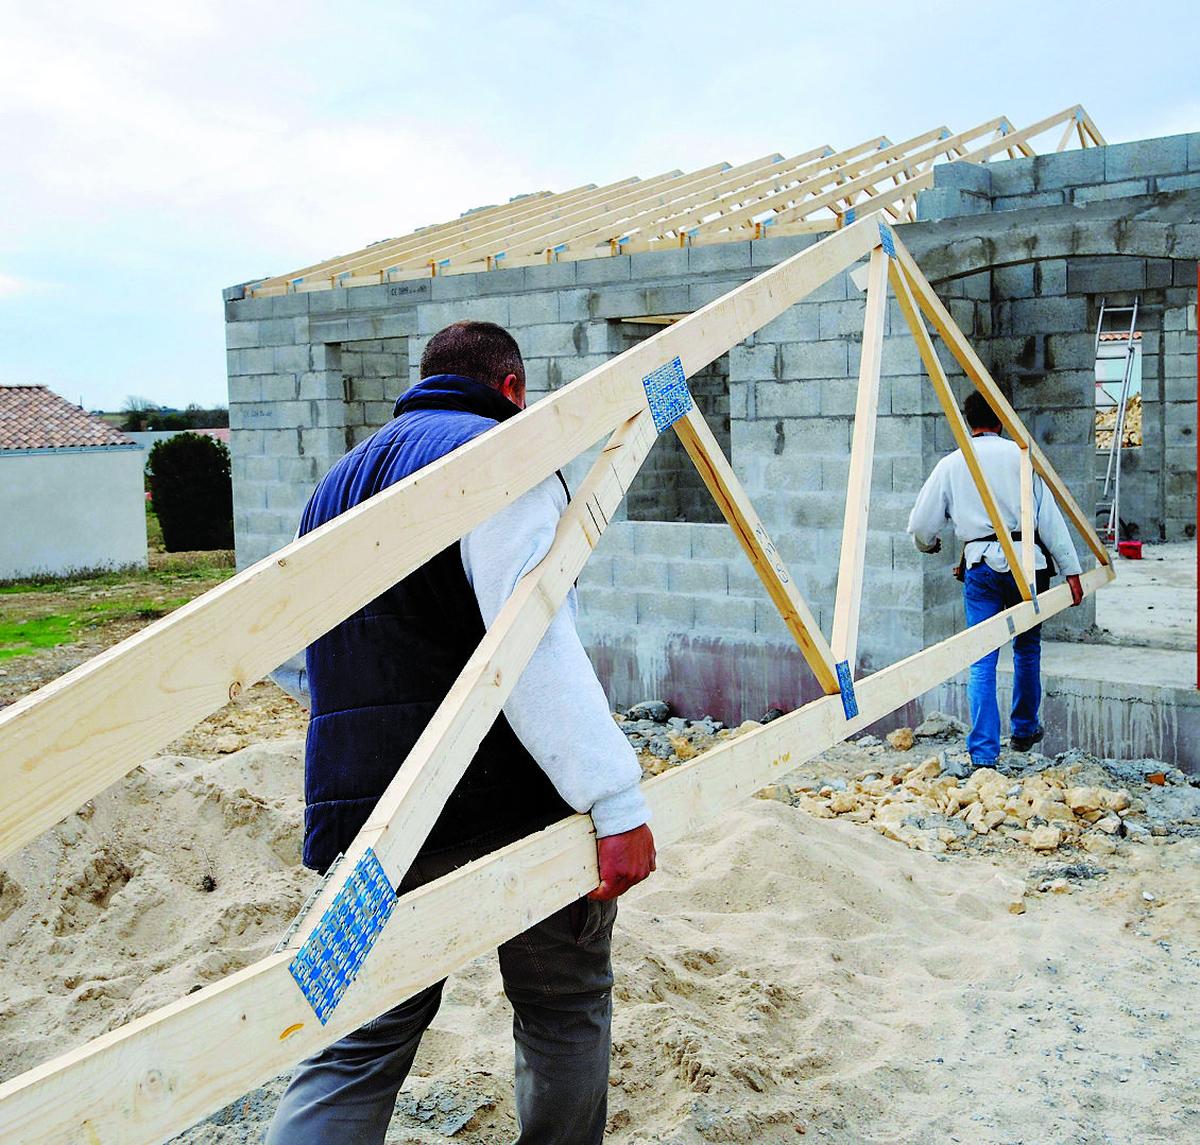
[297,374,571,873]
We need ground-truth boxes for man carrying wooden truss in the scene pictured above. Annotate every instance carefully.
[908,391,1085,767]
[267,320,657,1144]
[0,211,1113,1145]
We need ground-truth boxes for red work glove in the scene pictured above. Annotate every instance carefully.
[1066,574,1083,607]
[589,823,656,901]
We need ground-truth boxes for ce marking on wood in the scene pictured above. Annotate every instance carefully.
[754,523,790,584]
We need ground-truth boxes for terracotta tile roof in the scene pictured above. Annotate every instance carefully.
[0,385,136,452]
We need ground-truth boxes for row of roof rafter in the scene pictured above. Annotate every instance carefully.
[248,104,1103,297]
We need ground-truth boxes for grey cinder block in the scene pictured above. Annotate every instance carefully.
[993,264,1035,298]
[636,592,694,629]
[1066,256,1147,295]
[755,306,820,344]
[270,294,311,319]
[523,261,579,289]
[1072,179,1150,205]
[631,521,692,558]
[575,256,632,285]
[699,596,757,634]
[687,242,752,273]
[1105,134,1190,182]
[417,296,511,334]
[729,343,778,382]
[667,559,728,596]
[993,191,1066,212]
[750,232,819,268]
[507,291,560,326]
[225,322,261,350]
[780,340,850,380]
[629,248,690,279]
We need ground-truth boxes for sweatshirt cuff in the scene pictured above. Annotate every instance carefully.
[590,783,651,839]
[910,531,939,554]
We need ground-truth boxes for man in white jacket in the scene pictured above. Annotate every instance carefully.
[268,321,655,1144]
[907,391,1083,766]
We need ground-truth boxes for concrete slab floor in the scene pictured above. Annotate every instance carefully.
[1094,541,1197,653]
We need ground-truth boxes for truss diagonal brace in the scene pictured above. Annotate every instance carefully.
[887,237,1110,568]
[672,406,840,695]
[830,243,890,673]
[283,410,658,1003]
[888,259,1031,600]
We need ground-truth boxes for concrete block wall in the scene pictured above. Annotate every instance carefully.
[224,281,427,567]
[918,138,1199,550]
[228,132,1198,725]
[918,131,1200,219]
[614,322,731,523]
[985,256,1196,549]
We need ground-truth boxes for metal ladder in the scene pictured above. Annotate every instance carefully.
[1094,296,1139,544]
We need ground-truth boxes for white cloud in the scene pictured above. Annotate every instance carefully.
[0,272,54,298]
[0,3,539,272]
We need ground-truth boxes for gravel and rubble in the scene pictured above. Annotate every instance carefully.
[615,699,1200,873]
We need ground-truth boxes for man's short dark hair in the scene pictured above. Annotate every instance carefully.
[963,391,1002,431]
[419,321,525,390]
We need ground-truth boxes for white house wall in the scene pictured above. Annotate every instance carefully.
[0,448,147,579]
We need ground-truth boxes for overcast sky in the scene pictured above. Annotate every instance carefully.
[2,0,1197,412]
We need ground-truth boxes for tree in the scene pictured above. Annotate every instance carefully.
[120,395,162,432]
[147,433,234,551]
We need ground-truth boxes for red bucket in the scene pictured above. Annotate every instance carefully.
[1117,540,1142,559]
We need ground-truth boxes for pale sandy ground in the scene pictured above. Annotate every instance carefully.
[1,731,1197,1144]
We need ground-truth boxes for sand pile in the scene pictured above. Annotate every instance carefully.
[0,742,315,1084]
[2,706,1198,1143]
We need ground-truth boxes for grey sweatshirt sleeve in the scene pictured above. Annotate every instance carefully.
[1034,475,1083,577]
[907,459,951,553]
[459,476,650,838]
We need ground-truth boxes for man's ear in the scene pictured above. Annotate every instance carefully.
[500,373,525,409]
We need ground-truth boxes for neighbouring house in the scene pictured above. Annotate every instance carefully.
[125,426,231,456]
[0,385,147,579]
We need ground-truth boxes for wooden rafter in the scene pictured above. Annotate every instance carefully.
[247,106,1104,295]
[0,215,1114,1144]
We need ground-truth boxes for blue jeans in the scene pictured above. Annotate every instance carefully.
[962,563,1046,765]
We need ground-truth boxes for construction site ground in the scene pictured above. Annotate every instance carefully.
[0,565,1197,1142]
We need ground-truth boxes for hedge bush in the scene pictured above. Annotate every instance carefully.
[147,434,234,552]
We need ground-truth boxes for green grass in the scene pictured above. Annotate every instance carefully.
[0,595,194,661]
[0,589,209,661]
[0,502,236,663]
[0,615,82,661]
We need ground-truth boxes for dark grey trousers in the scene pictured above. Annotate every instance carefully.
[266,847,617,1144]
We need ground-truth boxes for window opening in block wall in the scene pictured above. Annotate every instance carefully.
[1094,331,1142,451]
[338,337,410,447]
[612,320,730,524]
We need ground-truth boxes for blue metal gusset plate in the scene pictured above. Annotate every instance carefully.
[289,848,397,1024]
[642,356,694,434]
[835,660,859,721]
[878,222,896,258]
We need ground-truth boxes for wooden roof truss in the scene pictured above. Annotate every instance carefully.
[1,211,1112,1143]
[248,104,1104,297]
